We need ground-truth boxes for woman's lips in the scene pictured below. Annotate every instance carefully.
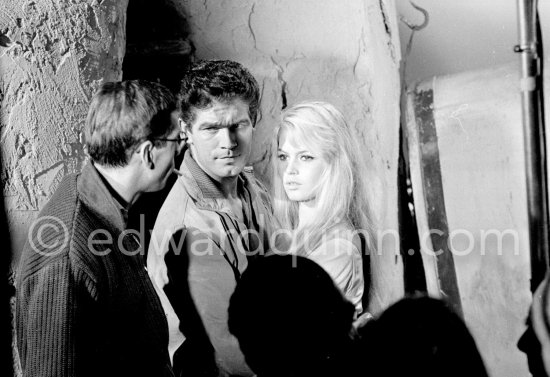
[284,181,301,189]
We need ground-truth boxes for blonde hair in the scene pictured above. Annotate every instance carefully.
[273,101,376,256]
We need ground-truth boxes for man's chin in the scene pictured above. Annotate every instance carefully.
[218,168,243,178]
[217,163,246,177]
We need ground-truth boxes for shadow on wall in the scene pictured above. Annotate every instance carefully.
[123,0,194,93]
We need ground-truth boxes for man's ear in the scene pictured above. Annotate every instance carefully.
[180,118,193,145]
[138,140,155,169]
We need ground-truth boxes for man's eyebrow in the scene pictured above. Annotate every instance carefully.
[199,119,250,129]
[198,122,222,129]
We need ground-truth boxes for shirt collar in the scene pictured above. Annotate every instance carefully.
[77,162,129,231]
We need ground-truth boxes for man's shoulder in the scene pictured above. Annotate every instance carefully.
[27,173,81,253]
[158,178,191,219]
[20,172,109,275]
[37,171,110,236]
[40,172,80,213]
[150,178,191,248]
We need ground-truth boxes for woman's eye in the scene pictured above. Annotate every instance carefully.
[300,155,314,161]
[277,154,287,161]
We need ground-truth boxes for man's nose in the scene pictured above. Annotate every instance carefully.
[219,128,237,149]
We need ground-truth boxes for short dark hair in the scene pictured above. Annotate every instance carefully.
[85,80,177,167]
[178,60,260,127]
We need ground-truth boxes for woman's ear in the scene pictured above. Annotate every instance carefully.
[138,140,155,169]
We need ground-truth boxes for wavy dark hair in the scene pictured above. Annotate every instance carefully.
[178,60,260,127]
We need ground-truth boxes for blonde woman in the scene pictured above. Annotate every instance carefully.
[273,101,375,316]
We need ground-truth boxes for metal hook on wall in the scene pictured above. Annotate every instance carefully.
[400,1,429,32]
[399,1,430,87]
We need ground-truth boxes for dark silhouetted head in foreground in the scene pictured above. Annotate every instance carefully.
[228,255,358,377]
[364,295,489,377]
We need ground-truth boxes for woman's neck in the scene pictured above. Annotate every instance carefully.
[297,201,350,233]
[297,199,319,228]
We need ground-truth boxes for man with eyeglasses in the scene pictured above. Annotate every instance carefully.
[16,80,183,377]
[147,60,279,377]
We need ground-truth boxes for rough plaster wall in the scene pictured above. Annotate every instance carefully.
[407,64,531,377]
[0,0,128,266]
[177,0,404,310]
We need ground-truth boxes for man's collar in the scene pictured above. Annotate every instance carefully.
[77,162,129,231]
[95,166,130,208]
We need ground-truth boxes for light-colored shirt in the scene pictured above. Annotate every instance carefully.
[292,223,364,315]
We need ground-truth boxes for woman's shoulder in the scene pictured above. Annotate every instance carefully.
[309,222,365,314]
[325,222,361,247]
[310,222,361,261]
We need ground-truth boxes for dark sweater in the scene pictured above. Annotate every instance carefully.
[16,163,174,377]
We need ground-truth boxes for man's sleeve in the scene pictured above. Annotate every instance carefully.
[147,212,188,363]
[147,211,186,291]
[16,256,96,377]
[147,226,187,362]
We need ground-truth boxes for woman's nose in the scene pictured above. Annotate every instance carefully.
[285,159,298,175]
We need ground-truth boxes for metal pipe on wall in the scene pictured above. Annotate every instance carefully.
[516,0,550,292]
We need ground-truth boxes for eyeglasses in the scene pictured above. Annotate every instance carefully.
[154,132,186,148]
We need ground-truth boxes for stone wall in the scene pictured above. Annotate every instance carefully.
[174,0,405,310]
[0,0,128,266]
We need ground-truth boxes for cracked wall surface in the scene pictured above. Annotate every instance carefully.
[176,0,404,309]
[0,0,128,266]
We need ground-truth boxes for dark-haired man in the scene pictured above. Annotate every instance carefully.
[147,60,278,376]
[16,80,184,377]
